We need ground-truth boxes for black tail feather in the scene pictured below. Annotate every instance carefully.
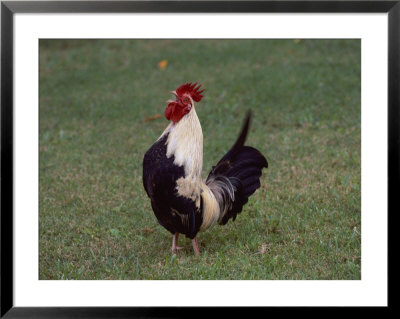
[216,110,252,166]
[206,111,268,226]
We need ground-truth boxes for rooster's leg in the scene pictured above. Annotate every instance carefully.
[192,237,200,255]
[171,232,183,254]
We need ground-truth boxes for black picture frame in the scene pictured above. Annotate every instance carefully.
[1,1,396,317]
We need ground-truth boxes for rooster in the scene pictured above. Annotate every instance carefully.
[142,83,268,255]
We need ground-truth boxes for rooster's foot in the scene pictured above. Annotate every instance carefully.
[192,237,200,256]
[171,232,182,254]
[171,246,183,254]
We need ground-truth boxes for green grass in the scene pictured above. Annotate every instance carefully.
[39,39,361,280]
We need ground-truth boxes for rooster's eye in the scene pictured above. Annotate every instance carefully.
[182,97,190,104]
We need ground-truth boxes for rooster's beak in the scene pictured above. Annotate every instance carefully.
[170,91,178,97]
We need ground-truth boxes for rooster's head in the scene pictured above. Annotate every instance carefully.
[165,82,204,123]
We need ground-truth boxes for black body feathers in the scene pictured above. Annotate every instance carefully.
[143,133,203,239]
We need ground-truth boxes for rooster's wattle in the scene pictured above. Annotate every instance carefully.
[142,83,268,255]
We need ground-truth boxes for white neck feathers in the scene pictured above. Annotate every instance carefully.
[162,106,203,178]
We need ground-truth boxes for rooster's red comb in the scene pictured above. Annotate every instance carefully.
[175,82,205,102]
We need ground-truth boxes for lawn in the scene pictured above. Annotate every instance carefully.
[39,39,361,280]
